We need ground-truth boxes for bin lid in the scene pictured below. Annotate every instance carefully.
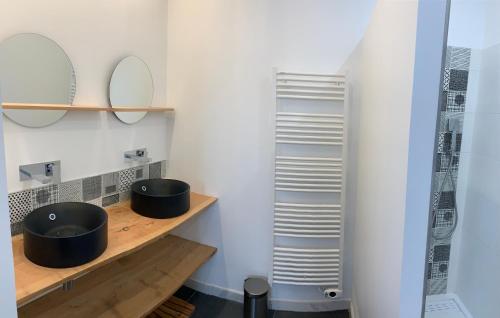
[244,277,269,297]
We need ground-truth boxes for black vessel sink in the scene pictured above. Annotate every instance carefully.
[131,179,190,219]
[23,202,108,268]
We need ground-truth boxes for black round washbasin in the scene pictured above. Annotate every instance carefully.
[23,202,108,268]
[131,179,190,219]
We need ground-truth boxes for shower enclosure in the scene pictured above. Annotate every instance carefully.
[424,1,500,317]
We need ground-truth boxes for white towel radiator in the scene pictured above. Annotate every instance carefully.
[272,71,346,295]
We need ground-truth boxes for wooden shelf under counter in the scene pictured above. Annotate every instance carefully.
[18,235,216,318]
[13,192,217,309]
[2,102,174,112]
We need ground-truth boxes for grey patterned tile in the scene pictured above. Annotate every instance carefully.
[161,160,167,178]
[449,69,469,91]
[149,162,162,179]
[8,190,32,223]
[119,191,131,202]
[448,46,471,70]
[135,165,149,180]
[82,175,102,202]
[433,244,451,262]
[102,194,119,207]
[428,278,447,295]
[10,222,23,236]
[87,197,102,207]
[59,179,83,202]
[32,185,58,209]
[102,172,119,195]
[119,168,136,193]
[447,91,466,112]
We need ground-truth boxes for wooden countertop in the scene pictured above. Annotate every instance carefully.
[13,192,217,307]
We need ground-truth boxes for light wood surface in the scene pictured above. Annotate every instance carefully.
[147,296,195,318]
[13,192,217,306]
[2,103,174,112]
[18,235,215,318]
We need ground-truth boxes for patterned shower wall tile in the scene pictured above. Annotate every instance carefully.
[443,68,450,91]
[102,194,119,207]
[438,191,455,209]
[447,91,466,112]
[8,190,32,224]
[32,185,58,209]
[455,133,462,153]
[10,222,23,236]
[435,154,460,173]
[119,168,136,193]
[449,69,469,91]
[432,192,440,212]
[437,133,445,153]
[433,172,457,193]
[82,175,102,202]
[433,244,451,262]
[448,47,471,70]
[59,179,83,202]
[102,172,119,196]
[149,162,162,179]
[428,278,447,295]
[431,261,449,279]
[441,92,449,112]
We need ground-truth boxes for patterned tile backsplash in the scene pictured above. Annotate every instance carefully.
[8,160,167,236]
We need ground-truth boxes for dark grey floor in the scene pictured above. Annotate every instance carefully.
[174,286,350,318]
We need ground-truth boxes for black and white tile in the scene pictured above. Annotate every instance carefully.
[119,168,136,193]
[8,190,32,224]
[8,161,167,235]
[59,179,83,202]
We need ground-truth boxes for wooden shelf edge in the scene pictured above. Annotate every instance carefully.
[18,235,217,318]
[1,103,174,113]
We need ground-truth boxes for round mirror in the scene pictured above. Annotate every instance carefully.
[0,33,76,127]
[109,56,154,124]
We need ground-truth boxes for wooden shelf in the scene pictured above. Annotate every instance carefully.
[2,103,174,112]
[13,192,217,307]
[18,235,216,318]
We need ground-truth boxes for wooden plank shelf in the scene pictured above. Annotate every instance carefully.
[2,103,174,112]
[18,235,216,318]
[13,192,217,307]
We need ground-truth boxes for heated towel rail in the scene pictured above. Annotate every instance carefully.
[272,71,346,295]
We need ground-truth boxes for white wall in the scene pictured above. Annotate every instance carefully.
[0,0,171,193]
[166,0,376,310]
[342,0,445,317]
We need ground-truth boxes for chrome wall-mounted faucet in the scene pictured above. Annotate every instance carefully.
[124,148,151,164]
[20,161,61,185]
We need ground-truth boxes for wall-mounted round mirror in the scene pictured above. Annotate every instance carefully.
[109,56,154,124]
[0,33,76,127]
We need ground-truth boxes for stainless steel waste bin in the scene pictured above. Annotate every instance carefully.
[244,277,269,318]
